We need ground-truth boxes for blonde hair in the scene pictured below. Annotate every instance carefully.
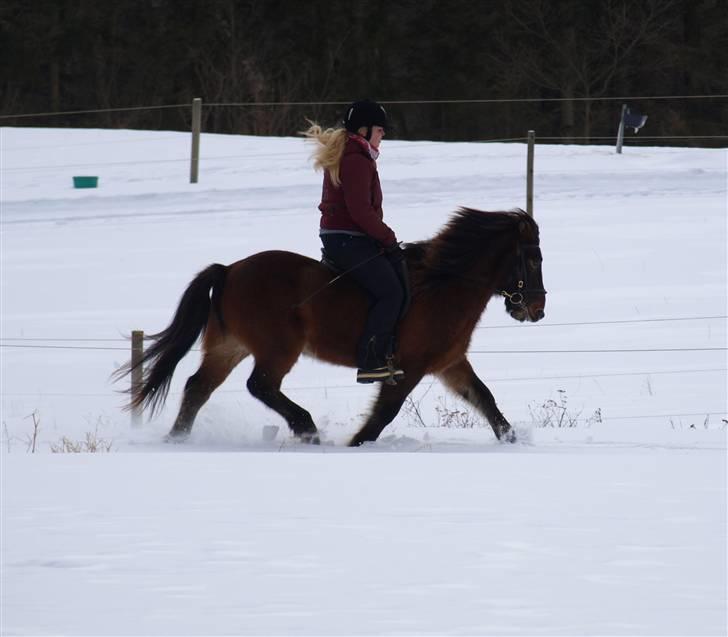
[300,121,348,187]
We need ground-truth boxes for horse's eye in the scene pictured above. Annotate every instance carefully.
[528,259,538,270]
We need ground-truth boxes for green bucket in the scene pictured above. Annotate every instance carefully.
[73,176,98,189]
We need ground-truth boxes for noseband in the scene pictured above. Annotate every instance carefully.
[501,242,547,308]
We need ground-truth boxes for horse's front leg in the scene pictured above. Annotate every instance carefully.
[349,373,422,447]
[437,357,515,442]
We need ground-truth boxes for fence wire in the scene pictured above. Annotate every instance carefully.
[1,368,725,399]
[2,93,727,121]
[1,314,725,353]
[1,314,724,342]
[3,137,724,177]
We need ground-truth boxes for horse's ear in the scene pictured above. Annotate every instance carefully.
[518,220,527,235]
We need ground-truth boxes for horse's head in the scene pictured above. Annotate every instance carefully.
[501,214,546,323]
[417,208,547,322]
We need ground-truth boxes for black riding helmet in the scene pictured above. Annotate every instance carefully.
[343,99,388,141]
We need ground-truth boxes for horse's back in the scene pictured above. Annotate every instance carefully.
[224,250,326,305]
[230,249,320,272]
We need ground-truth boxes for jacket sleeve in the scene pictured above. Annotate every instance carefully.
[340,153,397,246]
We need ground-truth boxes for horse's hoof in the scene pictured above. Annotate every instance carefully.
[501,428,517,443]
[164,431,189,443]
[299,431,320,445]
[348,436,372,447]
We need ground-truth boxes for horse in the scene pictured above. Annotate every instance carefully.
[117,208,546,446]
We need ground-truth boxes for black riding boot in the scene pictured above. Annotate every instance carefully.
[356,335,405,384]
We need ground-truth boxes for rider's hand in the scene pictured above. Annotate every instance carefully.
[384,242,406,262]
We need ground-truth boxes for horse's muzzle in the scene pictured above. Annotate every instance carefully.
[508,307,528,322]
[525,302,546,322]
[509,304,545,322]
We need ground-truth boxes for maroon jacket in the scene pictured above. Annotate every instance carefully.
[318,136,397,247]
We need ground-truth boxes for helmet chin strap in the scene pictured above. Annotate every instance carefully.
[364,126,372,141]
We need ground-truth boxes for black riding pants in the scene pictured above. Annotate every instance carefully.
[321,233,405,368]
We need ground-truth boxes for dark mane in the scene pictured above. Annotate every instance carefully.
[406,208,537,288]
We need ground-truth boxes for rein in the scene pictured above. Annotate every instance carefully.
[293,249,385,308]
[294,235,545,310]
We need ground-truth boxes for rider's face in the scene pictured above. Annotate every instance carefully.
[369,125,385,148]
[358,125,385,147]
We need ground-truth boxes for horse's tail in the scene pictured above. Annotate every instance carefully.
[116,263,228,415]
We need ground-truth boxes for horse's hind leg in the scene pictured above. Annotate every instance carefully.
[438,357,514,442]
[168,344,248,439]
[349,373,422,447]
[247,361,319,444]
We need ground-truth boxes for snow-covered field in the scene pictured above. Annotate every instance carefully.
[1,127,726,635]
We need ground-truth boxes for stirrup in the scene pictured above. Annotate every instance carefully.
[356,358,405,385]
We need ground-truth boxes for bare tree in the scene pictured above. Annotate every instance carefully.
[495,0,680,141]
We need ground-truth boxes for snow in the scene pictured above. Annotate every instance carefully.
[1,126,726,635]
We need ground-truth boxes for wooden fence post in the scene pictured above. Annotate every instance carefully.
[190,97,202,183]
[131,330,144,426]
[526,130,535,217]
[615,103,627,154]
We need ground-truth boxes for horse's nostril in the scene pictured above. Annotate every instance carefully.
[535,309,545,321]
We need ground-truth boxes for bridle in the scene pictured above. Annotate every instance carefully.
[296,236,546,310]
[500,242,547,308]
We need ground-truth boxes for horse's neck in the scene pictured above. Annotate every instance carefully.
[440,279,497,323]
[426,241,513,324]
[409,235,516,330]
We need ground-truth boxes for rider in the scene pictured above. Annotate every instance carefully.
[302,99,406,384]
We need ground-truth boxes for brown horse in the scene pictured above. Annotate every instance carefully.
[119,208,546,446]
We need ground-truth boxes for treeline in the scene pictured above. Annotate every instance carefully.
[1,0,726,144]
